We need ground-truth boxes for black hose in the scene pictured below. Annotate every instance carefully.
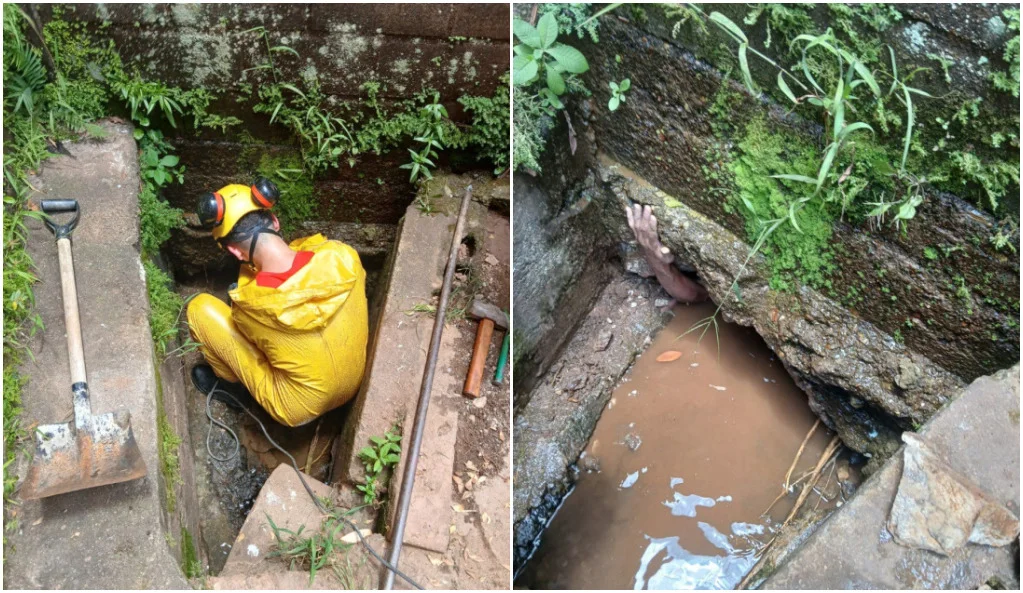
[205,384,425,589]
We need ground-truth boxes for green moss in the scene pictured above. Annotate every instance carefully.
[154,365,182,513]
[180,527,202,578]
[144,261,183,358]
[991,8,1020,97]
[456,74,511,172]
[744,4,815,51]
[255,153,316,236]
[728,117,838,291]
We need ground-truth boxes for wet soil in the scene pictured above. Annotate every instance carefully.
[517,302,855,590]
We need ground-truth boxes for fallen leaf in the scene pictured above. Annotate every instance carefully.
[656,350,683,362]
[452,503,465,512]
[465,460,477,471]
[481,512,491,524]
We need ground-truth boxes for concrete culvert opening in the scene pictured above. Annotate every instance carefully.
[513,3,1019,590]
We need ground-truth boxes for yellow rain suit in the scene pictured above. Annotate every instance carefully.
[187,234,368,426]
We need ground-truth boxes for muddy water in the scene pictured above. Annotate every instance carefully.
[517,303,836,590]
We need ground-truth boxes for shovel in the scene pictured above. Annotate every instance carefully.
[20,199,147,500]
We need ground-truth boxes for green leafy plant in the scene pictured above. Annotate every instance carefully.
[3,6,47,118]
[267,508,367,586]
[680,11,930,342]
[991,8,1020,97]
[608,78,630,111]
[513,13,590,107]
[399,92,447,182]
[356,428,401,505]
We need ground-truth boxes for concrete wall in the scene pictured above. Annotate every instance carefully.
[557,4,1019,382]
[41,3,510,279]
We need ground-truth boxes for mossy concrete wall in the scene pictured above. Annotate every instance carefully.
[40,3,509,279]
[512,3,1018,467]
[568,5,1019,382]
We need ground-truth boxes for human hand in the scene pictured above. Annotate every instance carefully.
[626,204,674,265]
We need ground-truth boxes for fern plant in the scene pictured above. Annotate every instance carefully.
[3,5,47,118]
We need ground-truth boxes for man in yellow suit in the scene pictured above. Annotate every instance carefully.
[187,178,368,427]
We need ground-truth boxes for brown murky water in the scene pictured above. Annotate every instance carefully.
[517,303,838,590]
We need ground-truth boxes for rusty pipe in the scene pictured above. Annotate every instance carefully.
[382,185,473,589]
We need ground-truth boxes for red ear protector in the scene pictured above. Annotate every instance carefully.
[195,177,280,231]
[251,177,279,208]
[197,191,225,230]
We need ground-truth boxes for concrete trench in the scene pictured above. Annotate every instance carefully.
[512,4,1018,589]
[166,172,512,584]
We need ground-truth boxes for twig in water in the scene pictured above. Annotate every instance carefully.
[740,436,840,590]
[762,419,820,516]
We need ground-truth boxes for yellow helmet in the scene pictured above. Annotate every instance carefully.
[196,178,280,242]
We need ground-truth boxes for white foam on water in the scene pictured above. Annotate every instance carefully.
[633,535,757,590]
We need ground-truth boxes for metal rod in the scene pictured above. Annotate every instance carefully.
[382,185,473,589]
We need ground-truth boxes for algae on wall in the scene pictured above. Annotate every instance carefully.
[569,4,1018,383]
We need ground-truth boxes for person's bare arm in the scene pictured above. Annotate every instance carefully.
[626,204,708,303]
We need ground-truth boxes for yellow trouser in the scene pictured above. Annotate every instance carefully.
[187,294,312,426]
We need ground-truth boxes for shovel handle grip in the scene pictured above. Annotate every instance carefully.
[56,238,88,387]
[40,199,80,239]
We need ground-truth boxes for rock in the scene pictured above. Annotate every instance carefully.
[624,251,655,278]
[593,330,614,352]
[578,454,601,473]
[888,432,1020,555]
[896,358,923,390]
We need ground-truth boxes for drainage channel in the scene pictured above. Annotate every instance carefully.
[172,243,389,574]
[516,302,863,590]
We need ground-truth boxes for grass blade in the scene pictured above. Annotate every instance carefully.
[710,12,748,43]
[900,84,913,173]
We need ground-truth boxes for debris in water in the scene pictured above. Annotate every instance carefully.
[709,384,727,391]
[633,535,756,590]
[656,350,683,362]
[716,495,732,502]
[691,363,699,368]
[623,432,642,451]
[247,544,260,557]
[663,491,718,517]
[698,521,733,552]
[621,471,640,489]
[731,522,765,537]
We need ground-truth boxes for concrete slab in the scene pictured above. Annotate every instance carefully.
[330,196,462,486]
[216,465,332,576]
[4,121,187,589]
[762,365,1020,589]
[392,329,462,553]
[210,465,379,590]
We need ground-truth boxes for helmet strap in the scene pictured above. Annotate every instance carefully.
[245,228,283,269]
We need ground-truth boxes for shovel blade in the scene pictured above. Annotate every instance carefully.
[20,410,147,500]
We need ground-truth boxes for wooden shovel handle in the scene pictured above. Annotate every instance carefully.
[463,318,494,398]
[57,237,88,385]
